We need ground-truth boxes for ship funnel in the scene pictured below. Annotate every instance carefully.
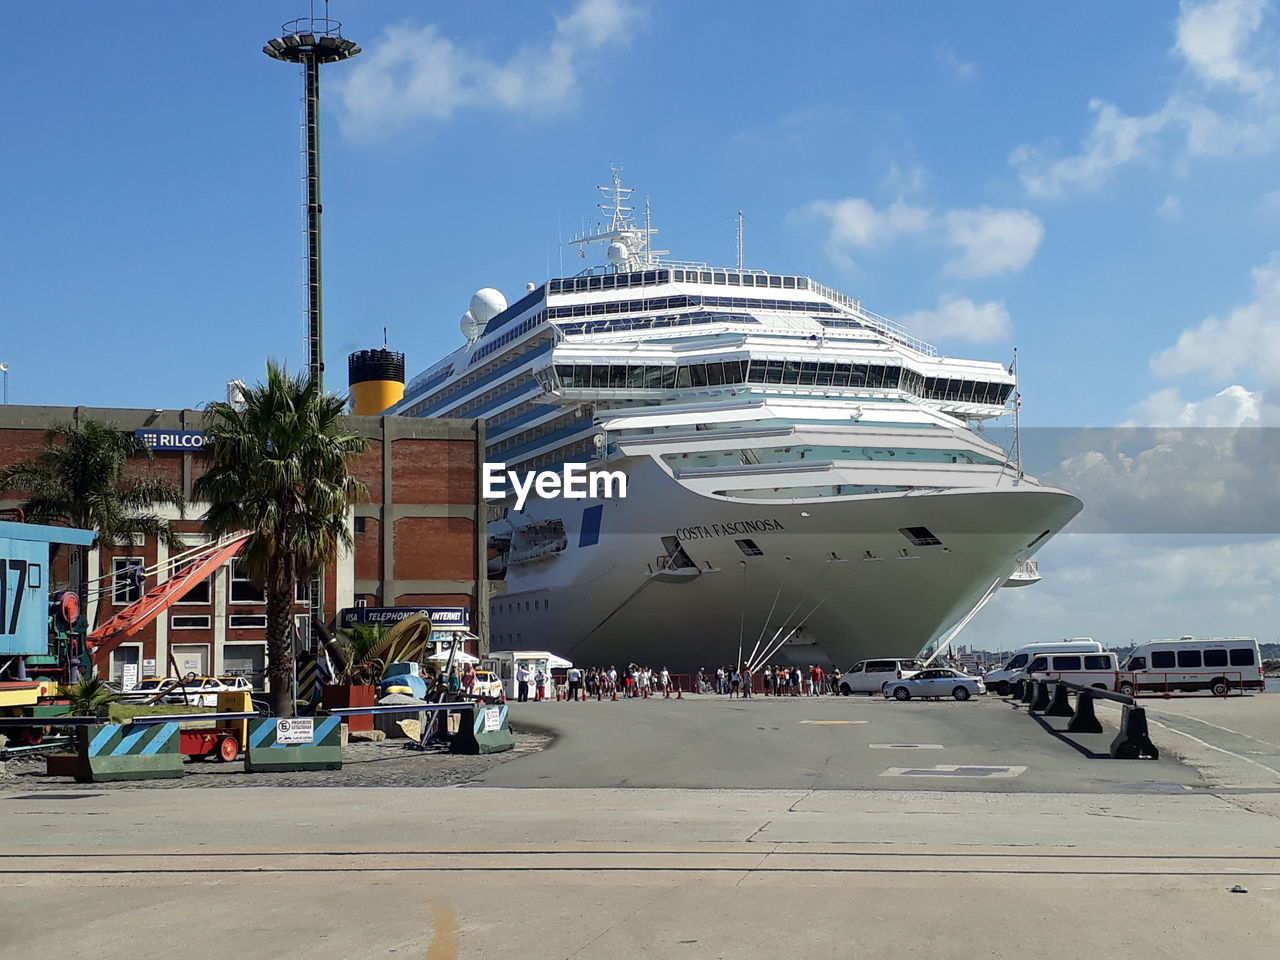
[348,347,405,416]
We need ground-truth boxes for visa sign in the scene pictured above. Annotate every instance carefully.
[135,429,208,451]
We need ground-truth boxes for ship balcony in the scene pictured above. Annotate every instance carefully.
[1003,559,1041,588]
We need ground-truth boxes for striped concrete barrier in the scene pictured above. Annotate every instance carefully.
[244,715,343,773]
[450,703,514,755]
[73,722,184,782]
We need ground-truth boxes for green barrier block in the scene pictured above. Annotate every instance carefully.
[451,704,514,755]
[74,722,184,783]
[245,715,343,773]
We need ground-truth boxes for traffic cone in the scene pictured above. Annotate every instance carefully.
[677,685,683,699]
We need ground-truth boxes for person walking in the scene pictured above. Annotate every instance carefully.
[516,663,531,703]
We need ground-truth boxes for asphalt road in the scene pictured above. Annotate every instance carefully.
[481,692,1206,793]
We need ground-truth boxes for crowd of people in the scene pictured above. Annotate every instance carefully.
[509,662,850,701]
[701,664,837,697]
[513,664,683,701]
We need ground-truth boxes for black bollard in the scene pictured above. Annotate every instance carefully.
[1019,679,1034,703]
[1029,680,1051,713]
[1109,705,1159,759]
[1046,682,1074,717]
[1067,689,1104,734]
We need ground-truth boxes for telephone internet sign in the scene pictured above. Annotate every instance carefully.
[135,429,208,451]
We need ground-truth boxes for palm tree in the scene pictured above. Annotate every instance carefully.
[0,420,186,618]
[196,361,367,717]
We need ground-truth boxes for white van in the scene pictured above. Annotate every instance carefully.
[983,640,1103,696]
[1021,651,1119,691]
[1117,637,1264,697]
[837,659,923,695]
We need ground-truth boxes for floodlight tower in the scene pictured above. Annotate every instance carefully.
[263,12,361,390]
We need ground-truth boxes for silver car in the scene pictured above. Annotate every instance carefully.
[882,668,986,701]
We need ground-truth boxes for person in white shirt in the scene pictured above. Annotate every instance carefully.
[567,666,583,701]
[660,666,671,697]
[515,665,531,703]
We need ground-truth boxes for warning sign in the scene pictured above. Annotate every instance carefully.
[483,707,501,732]
[276,718,314,745]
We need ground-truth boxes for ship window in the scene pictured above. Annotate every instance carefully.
[783,276,796,288]
[591,365,609,388]
[769,276,783,288]
[705,362,725,386]
[627,365,646,388]
[900,527,942,547]
[781,360,801,385]
[816,362,834,386]
[676,367,692,388]
[747,360,766,383]
[1229,647,1255,666]
[831,364,851,387]
[610,365,627,388]
[689,364,708,387]
[798,362,817,386]
[735,539,764,557]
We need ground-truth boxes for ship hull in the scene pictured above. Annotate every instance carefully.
[488,458,1082,671]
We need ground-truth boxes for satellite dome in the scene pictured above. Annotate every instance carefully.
[460,310,483,341]
[469,287,508,325]
[606,241,629,265]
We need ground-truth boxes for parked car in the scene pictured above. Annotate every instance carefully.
[883,668,985,701]
[838,659,922,695]
[471,670,504,699]
[118,677,190,705]
[217,676,255,695]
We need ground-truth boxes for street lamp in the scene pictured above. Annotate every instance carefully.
[0,362,9,404]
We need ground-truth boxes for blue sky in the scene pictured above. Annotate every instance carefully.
[4,1,1278,648]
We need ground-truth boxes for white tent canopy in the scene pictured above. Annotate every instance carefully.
[425,649,480,665]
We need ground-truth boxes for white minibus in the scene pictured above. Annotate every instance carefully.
[1117,637,1264,696]
[983,640,1103,696]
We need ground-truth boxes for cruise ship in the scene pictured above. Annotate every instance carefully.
[392,171,1082,669]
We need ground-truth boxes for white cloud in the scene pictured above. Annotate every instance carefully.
[1010,0,1280,196]
[882,161,927,195]
[334,0,640,137]
[942,207,1044,277]
[1124,384,1267,426]
[1157,194,1184,220]
[1151,252,1280,385]
[801,198,1043,276]
[1176,0,1272,91]
[900,295,1013,343]
[936,42,977,79]
[1011,100,1173,197]
[800,198,931,267]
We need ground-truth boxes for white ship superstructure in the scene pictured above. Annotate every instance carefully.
[392,171,1081,668]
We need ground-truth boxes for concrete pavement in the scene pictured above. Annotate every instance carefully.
[4,693,1280,958]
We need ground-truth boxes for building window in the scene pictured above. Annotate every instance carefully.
[175,567,211,605]
[354,516,367,533]
[736,539,764,557]
[230,561,266,604]
[899,527,942,547]
[171,615,212,630]
[229,614,268,629]
[112,557,146,604]
[295,580,311,603]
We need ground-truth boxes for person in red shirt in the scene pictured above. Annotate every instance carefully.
[810,664,825,696]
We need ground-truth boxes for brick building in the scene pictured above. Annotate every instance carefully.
[0,405,486,687]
